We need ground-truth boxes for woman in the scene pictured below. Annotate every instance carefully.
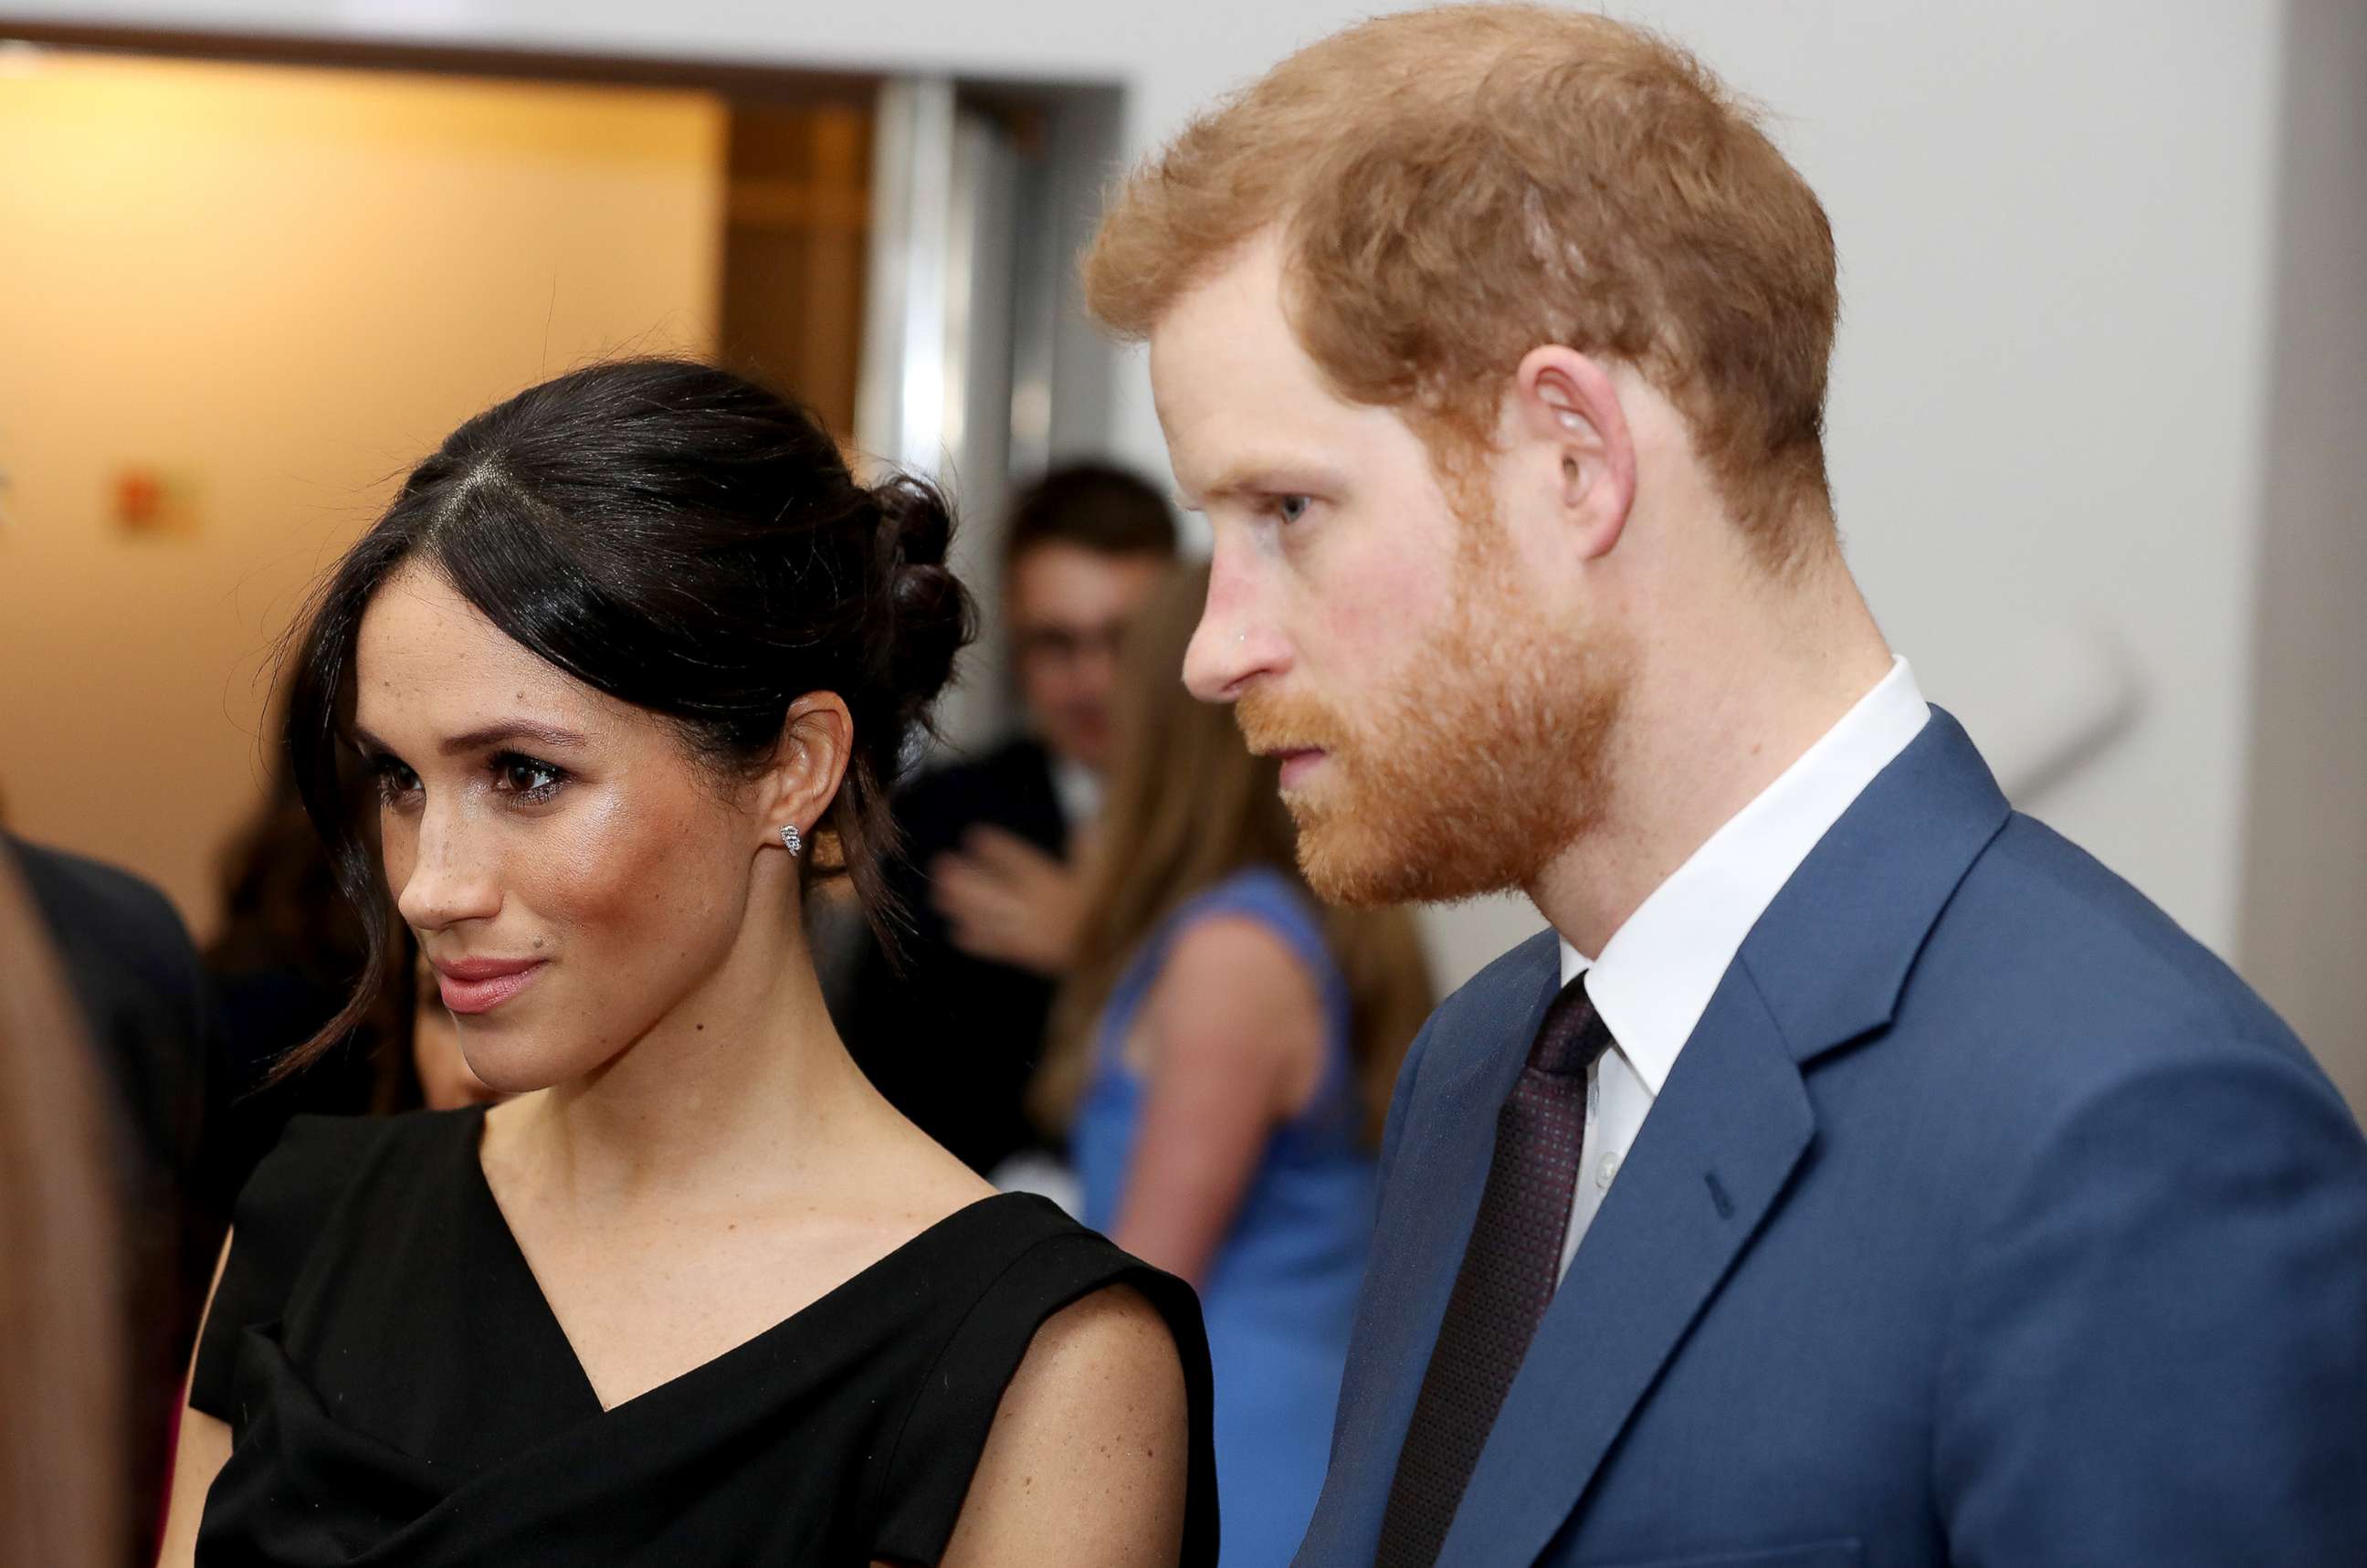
[1039,562,1433,1568]
[157,360,1215,1566]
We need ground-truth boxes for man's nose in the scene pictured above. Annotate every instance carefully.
[1183,549,1287,702]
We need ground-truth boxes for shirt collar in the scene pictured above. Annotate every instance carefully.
[1558,656,1930,1095]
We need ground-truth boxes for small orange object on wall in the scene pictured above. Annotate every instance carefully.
[111,465,197,535]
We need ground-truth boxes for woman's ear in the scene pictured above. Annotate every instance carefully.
[755,692,855,850]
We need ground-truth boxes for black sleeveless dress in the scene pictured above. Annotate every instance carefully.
[188,1110,1219,1565]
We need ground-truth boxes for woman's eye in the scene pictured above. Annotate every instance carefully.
[1274,494,1312,524]
[371,756,422,804]
[490,752,567,800]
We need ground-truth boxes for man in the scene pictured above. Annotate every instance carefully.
[1085,7,2367,1564]
[840,463,1176,1176]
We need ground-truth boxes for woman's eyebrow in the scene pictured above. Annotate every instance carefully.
[437,721,589,756]
[350,721,587,757]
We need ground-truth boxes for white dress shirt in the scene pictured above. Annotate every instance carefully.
[1554,657,1930,1279]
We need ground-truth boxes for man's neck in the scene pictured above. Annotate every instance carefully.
[1528,563,1895,956]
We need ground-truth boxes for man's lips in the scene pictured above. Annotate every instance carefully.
[1270,748,1329,790]
[432,957,548,1016]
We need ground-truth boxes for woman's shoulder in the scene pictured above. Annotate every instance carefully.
[1161,865,1331,972]
[929,1283,1202,1567]
[244,1107,467,1207]
[912,1193,1201,1330]
[190,1110,478,1422]
[1184,862,1313,921]
[228,1107,480,1276]
[868,1195,1216,1564]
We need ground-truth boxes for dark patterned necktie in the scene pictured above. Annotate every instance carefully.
[1375,973,1613,1568]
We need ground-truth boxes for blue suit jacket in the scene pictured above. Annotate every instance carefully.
[1295,711,2367,1566]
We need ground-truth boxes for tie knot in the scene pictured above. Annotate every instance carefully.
[1529,973,1613,1078]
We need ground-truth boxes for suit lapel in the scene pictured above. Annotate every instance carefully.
[1305,934,1562,1558]
[1436,967,1813,1566]
[1431,708,2013,1565]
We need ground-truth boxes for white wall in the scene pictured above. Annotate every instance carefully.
[0,2,2309,1001]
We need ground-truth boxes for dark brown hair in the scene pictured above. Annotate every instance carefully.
[279,358,974,1073]
[1085,3,1840,560]
[1037,563,1434,1146]
[1002,462,1180,570]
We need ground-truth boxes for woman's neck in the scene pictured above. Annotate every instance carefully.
[501,910,879,1215]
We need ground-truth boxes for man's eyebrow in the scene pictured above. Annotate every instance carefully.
[1177,457,1346,510]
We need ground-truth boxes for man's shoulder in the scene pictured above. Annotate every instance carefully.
[9,834,202,1021]
[11,833,188,951]
[1899,810,2341,1128]
[1949,813,2290,1042]
[1420,927,1562,1052]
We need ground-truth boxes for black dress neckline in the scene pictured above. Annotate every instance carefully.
[455,1101,1032,1419]
[189,1109,1220,1564]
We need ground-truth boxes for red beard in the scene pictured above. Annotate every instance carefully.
[1236,548,1628,906]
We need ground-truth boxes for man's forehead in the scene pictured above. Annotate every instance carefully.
[1008,546,1162,612]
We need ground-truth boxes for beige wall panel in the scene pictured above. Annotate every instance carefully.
[0,56,725,935]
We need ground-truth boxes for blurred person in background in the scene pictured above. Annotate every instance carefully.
[5,828,214,1563]
[0,843,125,1568]
[1036,562,1434,1568]
[205,756,418,1192]
[159,359,1213,1565]
[841,463,1178,1180]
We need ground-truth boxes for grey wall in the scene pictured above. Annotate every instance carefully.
[2239,0,2367,1117]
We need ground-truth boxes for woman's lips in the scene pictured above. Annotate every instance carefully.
[434,958,547,1016]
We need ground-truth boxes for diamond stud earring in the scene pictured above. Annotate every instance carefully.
[779,825,804,858]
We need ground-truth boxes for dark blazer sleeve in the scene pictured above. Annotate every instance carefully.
[1933,1037,2367,1561]
[12,838,215,1218]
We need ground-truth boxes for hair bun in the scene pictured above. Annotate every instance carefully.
[868,472,975,719]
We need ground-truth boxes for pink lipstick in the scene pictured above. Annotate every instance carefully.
[434,955,547,1016]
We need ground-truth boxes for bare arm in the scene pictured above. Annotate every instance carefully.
[930,1284,1191,1568]
[1111,917,1327,1285]
[153,1234,235,1568]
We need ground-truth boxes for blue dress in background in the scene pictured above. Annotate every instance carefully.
[1075,866,1377,1568]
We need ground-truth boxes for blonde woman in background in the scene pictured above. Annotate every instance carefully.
[0,845,122,1568]
[1039,561,1434,1568]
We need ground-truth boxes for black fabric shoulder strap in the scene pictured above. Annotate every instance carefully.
[868,1206,1218,1567]
[188,1112,401,1420]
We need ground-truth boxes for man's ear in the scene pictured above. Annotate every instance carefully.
[755,692,855,850]
[1511,344,1637,562]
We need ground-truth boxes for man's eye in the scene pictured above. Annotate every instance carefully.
[1275,495,1312,524]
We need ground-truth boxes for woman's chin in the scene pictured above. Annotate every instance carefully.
[455,1041,569,1100]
